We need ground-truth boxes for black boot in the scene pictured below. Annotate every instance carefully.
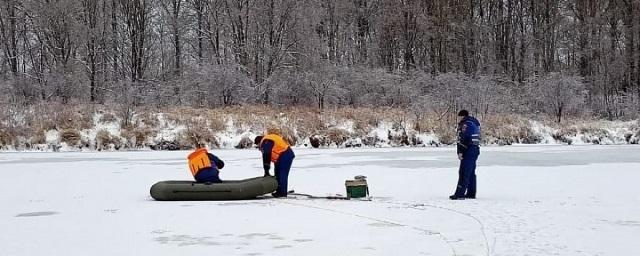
[451,185,466,200]
[449,195,465,200]
[271,192,287,198]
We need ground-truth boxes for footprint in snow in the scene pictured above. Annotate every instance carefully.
[15,211,59,217]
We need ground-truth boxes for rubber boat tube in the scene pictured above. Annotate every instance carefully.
[150,176,278,201]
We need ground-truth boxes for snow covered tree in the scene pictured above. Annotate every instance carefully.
[527,73,586,123]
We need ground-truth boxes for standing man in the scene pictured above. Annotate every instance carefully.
[450,110,481,200]
[255,133,295,197]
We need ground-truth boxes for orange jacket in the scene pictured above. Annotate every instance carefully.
[187,148,212,176]
[260,134,290,162]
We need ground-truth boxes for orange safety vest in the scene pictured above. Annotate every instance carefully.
[260,134,290,163]
[187,148,212,176]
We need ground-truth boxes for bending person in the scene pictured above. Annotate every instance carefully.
[254,133,295,197]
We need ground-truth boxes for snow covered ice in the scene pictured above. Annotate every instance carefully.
[1,145,640,256]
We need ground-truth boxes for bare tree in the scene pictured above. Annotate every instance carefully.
[305,68,338,110]
[160,0,183,76]
[0,0,638,120]
[527,73,586,122]
[80,0,102,102]
[0,0,19,77]
[120,0,152,82]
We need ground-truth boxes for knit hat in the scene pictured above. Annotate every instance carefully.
[254,136,264,145]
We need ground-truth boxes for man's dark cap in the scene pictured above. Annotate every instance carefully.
[457,110,469,117]
[254,136,264,145]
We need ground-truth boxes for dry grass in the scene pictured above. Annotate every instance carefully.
[549,122,613,144]
[0,106,37,148]
[134,110,160,128]
[18,103,98,135]
[326,127,350,146]
[163,107,227,132]
[4,103,637,150]
[204,111,227,132]
[180,124,218,149]
[163,109,190,125]
[413,117,441,133]
[121,127,156,148]
[51,104,93,130]
[60,129,81,146]
[0,128,12,147]
[99,112,117,123]
[334,108,379,133]
[226,106,272,132]
[630,121,640,144]
[0,122,26,148]
[287,111,324,141]
[332,107,409,136]
[633,128,640,144]
[482,114,541,145]
[409,113,458,145]
[95,130,123,150]
[30,129,47,145]
[265,125,298,146]
[407,131,422,146]
[235,136,254,149]
[431,123,456,145]
[579,126,610,144]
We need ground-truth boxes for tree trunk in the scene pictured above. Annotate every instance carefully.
[83,0,99,102]
[121,0,149,82]
[557,104,563,123]
[111,0,119,81]
[355,0,369,64]
[224,0,249,67]
[193,0,204,63]
[0,0,19,76]
[402,3,416,70]
[172,0,182,76]
[530,0,541,74]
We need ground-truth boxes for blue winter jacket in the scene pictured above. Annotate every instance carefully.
[457,116,481,154]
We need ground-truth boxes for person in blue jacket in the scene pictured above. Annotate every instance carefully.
[187,144,225,183]
[254,134,295,198]
[450,110,481,200]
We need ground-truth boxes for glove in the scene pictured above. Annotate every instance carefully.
[263,164,271,176]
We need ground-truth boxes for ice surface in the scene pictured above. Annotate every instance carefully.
[1,145,639,255]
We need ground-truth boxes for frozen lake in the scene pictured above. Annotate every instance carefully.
[1,145,639,256]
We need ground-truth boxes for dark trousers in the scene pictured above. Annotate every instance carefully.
[274,149,295,195]
[454,147,479,197]
[194,169,222,183]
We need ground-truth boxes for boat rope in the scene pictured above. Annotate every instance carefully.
[383,201,491,256]
[275,199,459,256]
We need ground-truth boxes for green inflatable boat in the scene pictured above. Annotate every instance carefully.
[150,176,278,201]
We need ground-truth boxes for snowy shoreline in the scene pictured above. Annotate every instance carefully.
[2,106,639,152]
[4,120,640,152]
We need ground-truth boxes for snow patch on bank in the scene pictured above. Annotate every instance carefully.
[153,113,186,144]
[2,109,639,151]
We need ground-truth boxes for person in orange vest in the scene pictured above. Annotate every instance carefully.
[254,134,295,197]
[187,144,225,183]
